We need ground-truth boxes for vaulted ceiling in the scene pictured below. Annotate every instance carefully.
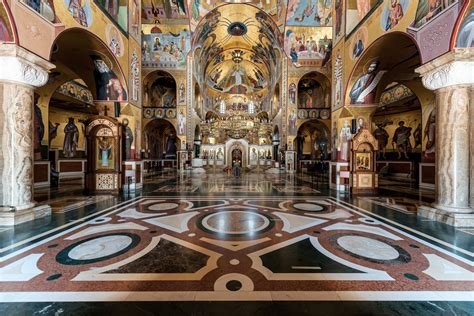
[192,4,283,98]
[142,0,333,30]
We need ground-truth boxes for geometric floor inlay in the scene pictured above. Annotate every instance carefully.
[0,196,472,302]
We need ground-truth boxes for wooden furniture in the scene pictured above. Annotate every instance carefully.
[350,129,378,194]
[85,116,122,194]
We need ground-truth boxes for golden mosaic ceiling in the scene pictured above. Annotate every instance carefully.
[192,4,283,97]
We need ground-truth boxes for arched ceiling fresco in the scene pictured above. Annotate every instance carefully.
[141,1,333,67]
[192,4,283,99]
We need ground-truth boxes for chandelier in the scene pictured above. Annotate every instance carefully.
[201,106,271,140]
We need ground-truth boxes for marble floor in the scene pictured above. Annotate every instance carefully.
[0,172,472,315]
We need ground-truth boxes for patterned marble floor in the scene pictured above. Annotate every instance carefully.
[0,173,472,315]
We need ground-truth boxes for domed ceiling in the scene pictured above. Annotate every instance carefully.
[192,4,283,99]
[141,1,334,72]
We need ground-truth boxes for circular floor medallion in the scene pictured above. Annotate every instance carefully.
[226,280,242,291]
[293,203,324,212]
[214,273,254,292]
[229,259,240,265]
[200,211,271,235]
[56,233,140,265]
[148,202,179,211]
[336,236,399,261]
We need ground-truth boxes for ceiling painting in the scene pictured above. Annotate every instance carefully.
[284,26,332,65]
[192,4,283,101]
[286,0,332,26]
[142,24,191,68]
[187,0,287,31]
[142,0,188,24]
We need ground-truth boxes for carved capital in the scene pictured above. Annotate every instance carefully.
[0,44,53,88]
[416,49,474,91]
[0,56,49,87]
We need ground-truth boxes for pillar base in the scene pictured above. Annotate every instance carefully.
[418,206,474,227]
[0,204,51,226]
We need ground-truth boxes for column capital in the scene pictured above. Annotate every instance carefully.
[416,48,474,91]
[0,44,54,88]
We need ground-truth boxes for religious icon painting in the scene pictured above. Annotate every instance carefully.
[154,108,164,118]
[320,109,330,119]
[96,136,114,170]
[350,26,368,60]
[298,109,308,119]
[286,0,332,26]
[91,56,127,101]
[455,8,474,48]
[381,0,410,31]
[95,0,127,31]
[355,152,371,171]
[106,24,124,57]
[144,108,153,118]
[0,1,14,43]
[178,82,186,104]
[21,0,56,22]
[166,109,176,119]
[334,0,345,44]
[349,59,386,105]
[128,0,140,41]
[309,110,318,119]
[289,83,296,104]
[64,0,93,28]
[412,0,454,28]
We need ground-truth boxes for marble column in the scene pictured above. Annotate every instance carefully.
[416,49,474,226]
[0,44,53,224]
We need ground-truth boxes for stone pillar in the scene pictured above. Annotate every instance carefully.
[0,44,53,225]
[416,49,474,226]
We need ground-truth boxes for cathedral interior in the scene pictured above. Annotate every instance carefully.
[0,0,473,314]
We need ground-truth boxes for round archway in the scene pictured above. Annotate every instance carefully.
[297,72,331,109]
[345,32,422,107]
[295,120,330,163]
[143,71,177,108]
[144,119,179,160]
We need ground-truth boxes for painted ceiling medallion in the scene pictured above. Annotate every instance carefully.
[227,22,248,36]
